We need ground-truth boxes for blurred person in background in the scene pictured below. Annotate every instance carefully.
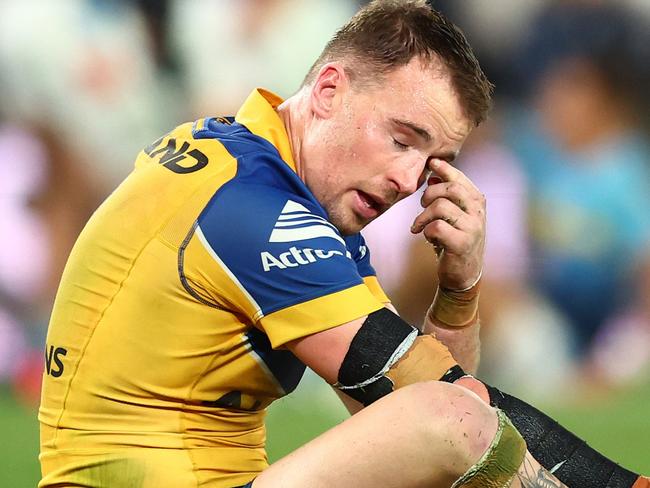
[0,0,182,187]
[0,123,49,400]
[504,1,650,388]
[170,0,356,117]
[0,0,185,404]
[0,119,102,405]
[453,119,577,400]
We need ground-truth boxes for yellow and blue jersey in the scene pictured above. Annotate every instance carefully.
[38,89,389,488]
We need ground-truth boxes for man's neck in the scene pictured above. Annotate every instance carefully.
[277,89,308,182]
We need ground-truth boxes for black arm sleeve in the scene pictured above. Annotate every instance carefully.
[336,308,418,406]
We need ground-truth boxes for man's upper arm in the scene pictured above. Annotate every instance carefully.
[286,314,366,385]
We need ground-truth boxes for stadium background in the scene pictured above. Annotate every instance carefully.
[1,0,650,485]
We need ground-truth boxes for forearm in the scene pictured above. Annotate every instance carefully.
[423,279,482,374]
[424,314,480,374]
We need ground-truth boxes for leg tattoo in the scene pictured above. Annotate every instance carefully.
[516,457,567,488]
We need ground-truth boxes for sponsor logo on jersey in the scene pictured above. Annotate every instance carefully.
[144,135,208,174]
[269,200,346,246]
[261,246,345,271]
[261,200,350,271]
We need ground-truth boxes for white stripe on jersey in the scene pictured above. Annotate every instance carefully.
[270,225,346,246]
[270,200,345,246]
[274,217,332,228]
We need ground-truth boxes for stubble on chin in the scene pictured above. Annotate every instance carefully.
[326,205,365,236]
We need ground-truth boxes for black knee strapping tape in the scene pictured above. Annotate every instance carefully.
[486,384,639,488]
[337,308,416,406]
[439,364,466,384]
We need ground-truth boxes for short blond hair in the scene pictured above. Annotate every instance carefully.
[303,0,493,126]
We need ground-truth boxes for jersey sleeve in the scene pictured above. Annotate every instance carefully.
[181,177,384,348]
[344,233,390,305]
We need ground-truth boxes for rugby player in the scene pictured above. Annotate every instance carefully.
[39,1,649,487]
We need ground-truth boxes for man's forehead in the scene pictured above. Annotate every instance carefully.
[375,60,472,139]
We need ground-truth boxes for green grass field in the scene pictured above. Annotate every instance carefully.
[3,376,649,487]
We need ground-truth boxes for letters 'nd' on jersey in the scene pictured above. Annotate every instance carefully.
[38,89,389,488]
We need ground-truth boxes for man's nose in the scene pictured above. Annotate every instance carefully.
[387,160,423,196]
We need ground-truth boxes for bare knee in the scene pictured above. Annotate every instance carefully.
[386,381,499,476]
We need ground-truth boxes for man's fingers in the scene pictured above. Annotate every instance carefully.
[411,198,469,233]
[424,159,484,215]
[420,181,475,212]
[429,159,479,192]
[419,219,468,255]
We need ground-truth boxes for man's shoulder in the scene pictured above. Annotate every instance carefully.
[145,116,277,163]
[191,116,281,161]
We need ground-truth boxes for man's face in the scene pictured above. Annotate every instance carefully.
[302,58,473,235]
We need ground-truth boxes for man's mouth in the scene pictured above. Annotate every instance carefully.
[355,190,388,219]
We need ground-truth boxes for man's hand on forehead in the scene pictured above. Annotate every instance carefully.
[410,159,485,291]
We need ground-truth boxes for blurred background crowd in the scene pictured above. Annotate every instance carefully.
[1,0,650,484]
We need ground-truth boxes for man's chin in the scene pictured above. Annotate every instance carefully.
[325,203,373,235]
[331,215,371,236]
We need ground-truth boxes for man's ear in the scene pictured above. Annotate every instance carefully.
[310,63,349,119]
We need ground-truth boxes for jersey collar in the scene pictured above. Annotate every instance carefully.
[235,88,297,172]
